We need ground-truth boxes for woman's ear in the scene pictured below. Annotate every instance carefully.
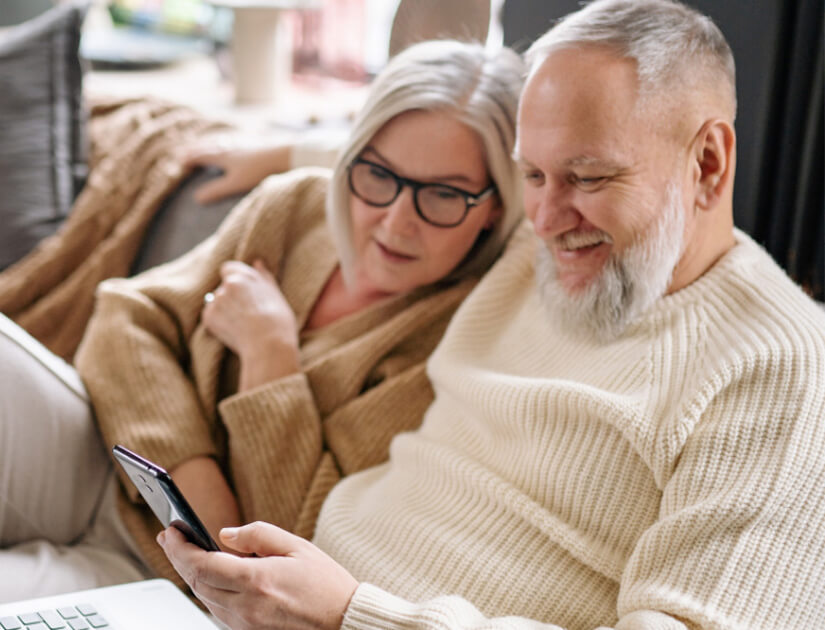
[484,203,503,230]
[691,118,736,211]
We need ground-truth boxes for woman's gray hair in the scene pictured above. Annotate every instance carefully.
[526,0,736,118]
[327,39,525,285]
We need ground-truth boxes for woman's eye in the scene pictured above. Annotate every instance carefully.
[433,187,461,200]
[368,166,393,180]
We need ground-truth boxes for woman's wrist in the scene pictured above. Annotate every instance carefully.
[238,340,301,391]
[170,456,242,551]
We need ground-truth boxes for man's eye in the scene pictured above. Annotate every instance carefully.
[571,174,607,190]
[522,171,545,186]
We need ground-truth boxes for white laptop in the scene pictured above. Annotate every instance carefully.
[0,579,219,630]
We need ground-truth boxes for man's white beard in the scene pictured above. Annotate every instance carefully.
[536,181,685,342]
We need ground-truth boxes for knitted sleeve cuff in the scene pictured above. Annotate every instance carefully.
[341,583,567,630]
[341,583,423,630]
[217,372,318,429]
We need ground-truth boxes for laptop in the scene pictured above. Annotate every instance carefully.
[80,0,231,69]
[0,579,219,630]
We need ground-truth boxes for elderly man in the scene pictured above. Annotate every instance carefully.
[159,1,825,629]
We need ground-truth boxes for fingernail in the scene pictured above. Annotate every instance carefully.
[157,531,166,546]
[221,527,239,539]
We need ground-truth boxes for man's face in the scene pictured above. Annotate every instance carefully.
[516,47,690,338]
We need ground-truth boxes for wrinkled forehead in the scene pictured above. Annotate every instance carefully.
[522,47,642,122]
[516,48,647,163]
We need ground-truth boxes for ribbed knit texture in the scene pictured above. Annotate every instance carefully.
[74,170,477,590]
[315,225,825,630]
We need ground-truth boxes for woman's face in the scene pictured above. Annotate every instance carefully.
[348,109,500,297]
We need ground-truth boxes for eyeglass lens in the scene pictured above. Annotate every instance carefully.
[350,161,468,226]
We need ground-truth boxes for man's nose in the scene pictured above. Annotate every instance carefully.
[528,184,579,240]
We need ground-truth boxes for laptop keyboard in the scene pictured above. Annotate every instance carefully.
[0,604,110,630]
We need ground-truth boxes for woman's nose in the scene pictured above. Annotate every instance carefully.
[381,187,419,235]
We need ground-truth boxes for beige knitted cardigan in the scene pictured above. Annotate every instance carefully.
[74,169,478,589]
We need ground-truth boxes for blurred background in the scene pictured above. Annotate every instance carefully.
[0,0,821,298]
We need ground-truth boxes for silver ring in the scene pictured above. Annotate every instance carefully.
[203,292,215,305]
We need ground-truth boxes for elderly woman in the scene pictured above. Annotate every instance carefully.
[0,39,524,600]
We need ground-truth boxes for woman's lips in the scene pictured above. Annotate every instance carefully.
[375,240,417,262]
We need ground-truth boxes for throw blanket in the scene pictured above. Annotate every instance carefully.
[0,97,229,361]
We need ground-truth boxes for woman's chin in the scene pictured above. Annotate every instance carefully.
[369,267,431,297]
[367,278,412,297]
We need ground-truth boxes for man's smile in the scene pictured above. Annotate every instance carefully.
[553,229,613,266]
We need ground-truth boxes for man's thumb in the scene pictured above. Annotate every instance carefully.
[219,521,297,557]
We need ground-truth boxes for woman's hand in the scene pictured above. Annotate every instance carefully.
[169,456,243,552]
[158,522,359,630]
[202,260,301,391]
[182,137,293,204]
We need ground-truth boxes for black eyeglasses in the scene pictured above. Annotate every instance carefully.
[347,157,496,228]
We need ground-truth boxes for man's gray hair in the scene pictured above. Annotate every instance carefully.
[526,0,736,118]
[327,40,525,285]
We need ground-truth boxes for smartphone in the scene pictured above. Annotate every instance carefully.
[112,444,220,551]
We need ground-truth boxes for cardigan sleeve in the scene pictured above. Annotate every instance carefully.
[217,359,435,536]
[74,172,325,500]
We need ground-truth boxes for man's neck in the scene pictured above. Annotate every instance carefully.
[668,216,736,295]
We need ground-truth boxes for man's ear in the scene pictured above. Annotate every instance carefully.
[691,119,736,210]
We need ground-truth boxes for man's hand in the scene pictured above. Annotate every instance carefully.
[202,260,301,391]
[158,522,359,630]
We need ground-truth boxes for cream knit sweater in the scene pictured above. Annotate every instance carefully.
[314,223,825,630]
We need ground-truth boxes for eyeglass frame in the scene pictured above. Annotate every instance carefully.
[347,157,497,228]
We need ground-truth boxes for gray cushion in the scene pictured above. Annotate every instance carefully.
[131,167,244,275]
[0,2,88,270]
[0,0,54,27]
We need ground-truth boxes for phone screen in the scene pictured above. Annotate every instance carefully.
[112,444,220,551]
